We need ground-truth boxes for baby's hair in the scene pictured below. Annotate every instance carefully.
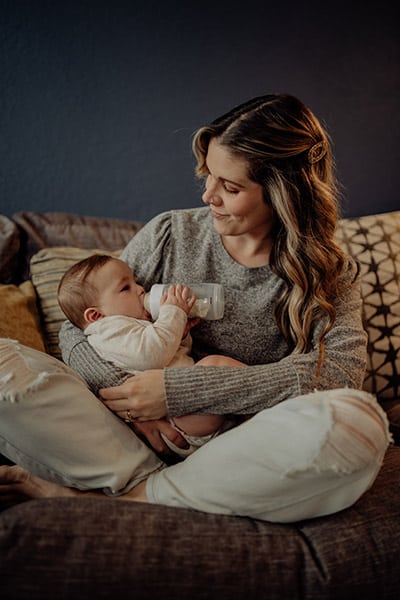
[57,254,114,329]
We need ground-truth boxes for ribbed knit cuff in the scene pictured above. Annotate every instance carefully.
[164,360,301,417]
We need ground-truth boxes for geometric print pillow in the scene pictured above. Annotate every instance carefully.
[335,211,400,402]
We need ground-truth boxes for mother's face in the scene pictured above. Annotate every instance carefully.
[201,139,274,239]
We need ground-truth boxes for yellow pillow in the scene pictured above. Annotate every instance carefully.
[30,247,120,359]
[0,281,46,352]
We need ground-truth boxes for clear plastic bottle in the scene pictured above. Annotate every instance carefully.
[144,283,224,320]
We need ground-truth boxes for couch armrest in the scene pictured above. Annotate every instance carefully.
[0,215,20,284]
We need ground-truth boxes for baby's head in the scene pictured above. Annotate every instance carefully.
[57,254,149,330]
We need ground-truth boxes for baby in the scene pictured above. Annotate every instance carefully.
[57,254,243,457]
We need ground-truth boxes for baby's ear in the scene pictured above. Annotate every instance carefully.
[84,307,103,323]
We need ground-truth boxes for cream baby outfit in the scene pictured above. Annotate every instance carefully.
[84,306,193,371]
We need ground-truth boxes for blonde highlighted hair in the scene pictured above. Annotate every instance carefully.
[193,94,347,373]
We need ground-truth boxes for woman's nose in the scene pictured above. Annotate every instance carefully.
[202,176,222,205]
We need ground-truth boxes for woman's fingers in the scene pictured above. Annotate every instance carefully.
[99,371,168,420]
[134,420,189,453]
[99,377,134,400]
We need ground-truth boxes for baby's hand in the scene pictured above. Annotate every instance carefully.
[160,283,196,316]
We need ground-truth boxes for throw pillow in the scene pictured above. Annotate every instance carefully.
[0,339,163,493]
[30,247,120,359]
[0,281,46,352]
[336,211,400,403]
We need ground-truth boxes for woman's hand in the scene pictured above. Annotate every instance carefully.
[99,370,168,421]
[133,419,189,454]
[99,372,189,454]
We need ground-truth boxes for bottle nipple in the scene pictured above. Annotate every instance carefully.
[144,293,151,313]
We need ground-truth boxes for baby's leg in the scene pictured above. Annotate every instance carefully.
[196,355,246,368]
[172,414,225,437]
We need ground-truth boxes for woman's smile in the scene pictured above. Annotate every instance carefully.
[210,208,228,219]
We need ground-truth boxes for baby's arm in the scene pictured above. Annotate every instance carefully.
[136,284,196,368]
[93,285,196,371]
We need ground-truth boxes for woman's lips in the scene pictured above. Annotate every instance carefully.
[210,209,227,219]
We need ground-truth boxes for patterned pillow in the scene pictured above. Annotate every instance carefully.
[30,247,120,359]
[336,211,400,402]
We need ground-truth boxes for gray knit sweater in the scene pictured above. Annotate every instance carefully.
[59,207,368,417]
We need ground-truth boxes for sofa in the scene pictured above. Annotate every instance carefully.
[0,209,399,600]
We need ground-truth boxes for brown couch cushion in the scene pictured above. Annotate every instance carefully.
[0,445,399,599]
[13,211,143,282]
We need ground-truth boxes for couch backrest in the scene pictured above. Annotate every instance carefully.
[0,211,143,284]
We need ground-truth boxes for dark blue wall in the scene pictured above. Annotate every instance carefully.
[1,0,399,222]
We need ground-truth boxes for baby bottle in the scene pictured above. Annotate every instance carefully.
[144,283,224,320]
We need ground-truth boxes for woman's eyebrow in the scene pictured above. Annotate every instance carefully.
[205,162,245,188]
[221,177,245,188]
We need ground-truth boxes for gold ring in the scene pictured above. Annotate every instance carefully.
[125,409,134,423]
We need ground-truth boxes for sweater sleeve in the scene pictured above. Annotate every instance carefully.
[59,320,131,396]
[119,211,173,288]
[164,262,368,417]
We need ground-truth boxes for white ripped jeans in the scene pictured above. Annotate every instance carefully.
[146,389,391,522]
[0,341,391,522]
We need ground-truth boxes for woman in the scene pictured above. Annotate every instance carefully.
[0,94,390,522]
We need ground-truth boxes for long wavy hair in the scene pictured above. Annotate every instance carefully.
[192,93,347,372]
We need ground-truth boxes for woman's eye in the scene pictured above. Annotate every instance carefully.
[223,183,239,194]
[121,285,130,292]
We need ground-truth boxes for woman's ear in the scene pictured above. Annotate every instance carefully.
[84,307,103,324]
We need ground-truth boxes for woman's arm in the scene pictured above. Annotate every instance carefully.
[98,261,367,420]
[59,320,131,396]
[62,209,367,419]
[163,262,367,417]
